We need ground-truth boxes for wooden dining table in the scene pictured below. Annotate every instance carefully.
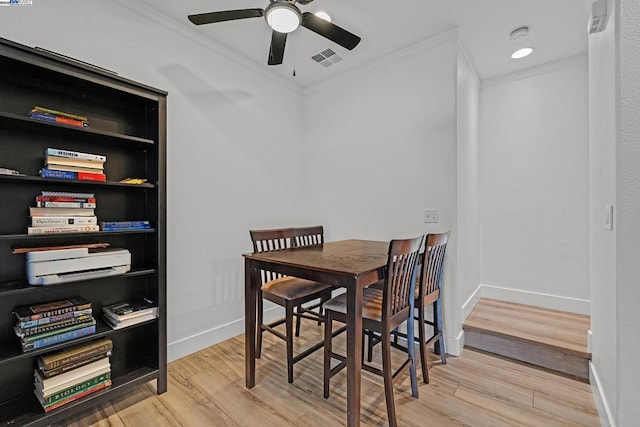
[243,239,394,427]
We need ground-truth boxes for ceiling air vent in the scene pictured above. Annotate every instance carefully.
[311,48,343,67]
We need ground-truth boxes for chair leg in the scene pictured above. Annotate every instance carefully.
[381,331,397,427]
[418,305,429,384]
[295,303,302,337]
[323,311,333,399]
[435,298,447,365]
[367,330,374,362]
[256,292,264,359]
[285,305,294,383]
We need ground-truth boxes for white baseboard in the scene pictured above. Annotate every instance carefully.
[462,284,590,318]
[590,361,615,427]
[167,307,282,362]
[445,330,464,356]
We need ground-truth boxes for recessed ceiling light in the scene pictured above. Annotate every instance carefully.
[511,47,533,59]
[314,11,331,22]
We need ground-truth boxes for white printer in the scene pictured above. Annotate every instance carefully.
[26,247,131,286]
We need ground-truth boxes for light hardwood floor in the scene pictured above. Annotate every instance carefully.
[54,321,599,426]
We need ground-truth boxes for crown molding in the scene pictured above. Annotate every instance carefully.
[481,53,588,89]
[304,27,460,96]
[457,38,481,87]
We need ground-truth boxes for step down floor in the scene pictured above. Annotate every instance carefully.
[463,298,591,380]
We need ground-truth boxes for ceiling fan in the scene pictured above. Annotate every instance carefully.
[188,0,361,66]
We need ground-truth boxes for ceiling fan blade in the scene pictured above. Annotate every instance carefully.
[188,9,264,25]
[268,31,287,65]
[301,12,361,50]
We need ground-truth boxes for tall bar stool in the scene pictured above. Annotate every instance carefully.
[250,226,332,383]
[322,235,423,427]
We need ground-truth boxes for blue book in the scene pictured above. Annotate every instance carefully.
[40,168,76,180]
[101,221,150,229]
[22,324,96,352]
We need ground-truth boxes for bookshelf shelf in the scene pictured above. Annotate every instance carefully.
[0,174,155,189]
[0,37,166,426]
[0,112,155,146]
[0,366,158,427]
[0,229,156,241]
[0,268,157,296]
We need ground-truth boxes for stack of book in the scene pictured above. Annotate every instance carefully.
[13,297,96,352]
[35,338,112,412]
[29,106,89,128]
[102,298,158,330]
[40,148,106,182]
[28,191,99,235]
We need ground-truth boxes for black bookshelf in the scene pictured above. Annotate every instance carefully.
[0,37,166,426]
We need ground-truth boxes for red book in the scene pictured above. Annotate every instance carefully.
[77,172,106,182]
[36,196,96,203]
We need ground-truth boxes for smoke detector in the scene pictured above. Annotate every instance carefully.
[510,26,529,41]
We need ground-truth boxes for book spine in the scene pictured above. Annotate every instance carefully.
[45,148,106,162]
[100,221,150,229]
[41,371,111,405]
[32,106,88,122]
[30,216,98,227]
[23,325,96,352]
[30,207,95,217]
[30,111,88,127]
[36,196,96,203]
[19,309,92,329]
[45,157,104,168]
[77,171,106,182]
[43,381,110,412]
[40,191,95,198]
[23,320,96,343]
[27,225,100,234]
[36,201,96,209]
[102,225,151,231]
[41,340,113,371]
[40,168,76,180]
[15,302,91,323]
[42,350,112,378]
[17,315,93,337]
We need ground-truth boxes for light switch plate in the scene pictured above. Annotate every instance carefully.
[424,209,439,223]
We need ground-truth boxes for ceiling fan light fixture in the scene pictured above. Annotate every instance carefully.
[265,2,301,34]
[314,11,331,22]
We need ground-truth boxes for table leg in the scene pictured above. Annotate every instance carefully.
[346,283,363,427]
[245,258,258,388]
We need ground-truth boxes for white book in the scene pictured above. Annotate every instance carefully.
[27,225,100,235]
[29,207,95,217]
[45,164,104,174]
[30,216,98,227]
[104,312,157,329]
[46,148,106,163]
[37,366,111,396]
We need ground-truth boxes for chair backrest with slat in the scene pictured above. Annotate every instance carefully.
[383,235,424,325]
[249,228,294,284]
[292,225,324,248]
[418,232,449,301]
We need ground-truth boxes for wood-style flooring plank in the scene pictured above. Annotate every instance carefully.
[54,321,599,427]
[465,298,589,355]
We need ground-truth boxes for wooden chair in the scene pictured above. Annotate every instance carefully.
[323,236,423,427]
[367,232,449,383]
[250,226,332,383]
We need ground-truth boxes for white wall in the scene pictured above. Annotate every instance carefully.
[478,57,590,313]
[302,32,461,351]
[615,0,640,424]
[0,0,307,360]
[588,0,617,422]
[455,44,481,331]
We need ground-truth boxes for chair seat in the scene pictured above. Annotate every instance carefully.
[324,287,384,322]
[262,276,332,301]
[370,279,425,301]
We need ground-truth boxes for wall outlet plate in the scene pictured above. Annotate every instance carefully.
[424,209,439,223]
